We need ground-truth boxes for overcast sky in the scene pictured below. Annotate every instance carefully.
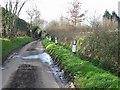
[0,0,119,23]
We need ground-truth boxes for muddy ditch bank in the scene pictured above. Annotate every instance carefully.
[51,59,75,87]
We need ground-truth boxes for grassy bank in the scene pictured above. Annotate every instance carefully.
[43,39,119,89]
[1,36,33,63]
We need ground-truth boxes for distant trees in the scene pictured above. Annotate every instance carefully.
[67,0,87,28]
[26,7,46,28]
[32,11,46,30]
[2,0,30,39]
[103,10,120,21]
[26,7,46,39]
[26,8,39,27]
[103,10,112,20]
[103,10,120,30]
[112,11,118,20]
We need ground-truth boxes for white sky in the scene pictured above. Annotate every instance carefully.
[0,0,119,23]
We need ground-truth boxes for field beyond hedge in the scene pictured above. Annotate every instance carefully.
[1,36,33,63]
[43,39,120,89]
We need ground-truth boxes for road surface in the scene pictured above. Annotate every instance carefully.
[1,40,70,89]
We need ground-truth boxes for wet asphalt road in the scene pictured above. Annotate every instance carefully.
[2,41,61,88]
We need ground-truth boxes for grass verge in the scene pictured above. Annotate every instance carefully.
[43,39,120,89]
[1,36,33,63]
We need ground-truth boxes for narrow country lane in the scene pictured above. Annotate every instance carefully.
[1,40,70,89]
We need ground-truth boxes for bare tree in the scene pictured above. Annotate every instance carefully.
[67,0,87,28]
[32,9,41,27]
[26,7,46,29]
[26,7,40,27]
[26,8,36,27]
[2,0,30,39]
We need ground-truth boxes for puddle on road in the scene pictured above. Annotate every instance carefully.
[21,52,70,87]
[22,52,53,65]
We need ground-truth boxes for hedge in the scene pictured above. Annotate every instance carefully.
[43,39,119,89]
